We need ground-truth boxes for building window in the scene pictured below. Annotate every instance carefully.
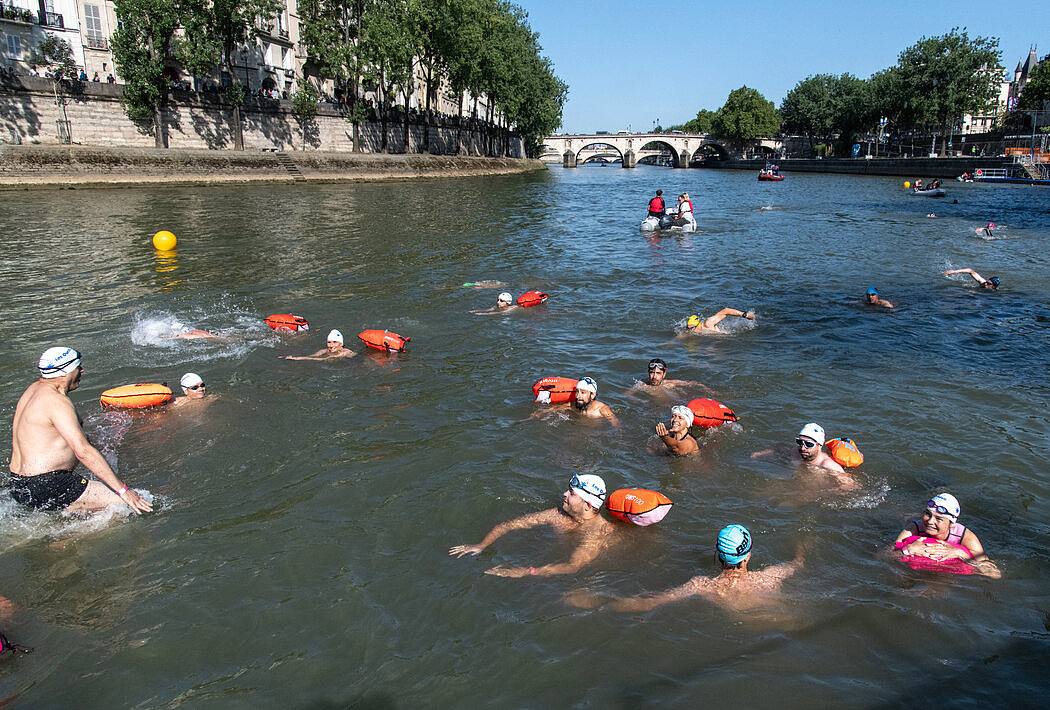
[7,34,21,60]
[84,4,104,42]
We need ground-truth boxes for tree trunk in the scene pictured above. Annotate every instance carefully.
[402,87,412,154]
[422,64,432,155]
[225,50,244,151]
[455,92,464,155]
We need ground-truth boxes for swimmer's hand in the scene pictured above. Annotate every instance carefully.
[745,311,755,320]
[655,422,670,437]
[121,489,153,514]
[484,565,529,578]
[449,544,484,558]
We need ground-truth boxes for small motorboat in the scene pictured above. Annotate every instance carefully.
[641,207,696,233]
[911,187,946,197]
[758,168,784,181]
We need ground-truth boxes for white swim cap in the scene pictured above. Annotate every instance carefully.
[570,473,606,509]
[927,493,961,521]
[497,292,513,304]
[38,347,81,378]
[575,377,598,395]
[180,372,203,388]
[671,405,694,427]
[327,329,344,344]
[798,422,825,446]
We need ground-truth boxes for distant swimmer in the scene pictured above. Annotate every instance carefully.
[569,524,804,612]
[752,423,857,489]
[647,189,665,218]
[894,493,1001,578]
[461,280,506,289]
[865,286,894,309]
[8,347,152,514]
[655,405,699,455]
[975,222,995,237]
[943,268,1000,290]
[471,292,519,315]
[449,474,617,577]
[281,329,357,360]
[680,308,754,335]
[626,358,710,397]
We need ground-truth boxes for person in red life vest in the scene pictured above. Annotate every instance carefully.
[671,192,696,229]
[894,493,1001,578]
[647,190,665,218]
[449,474,618,577]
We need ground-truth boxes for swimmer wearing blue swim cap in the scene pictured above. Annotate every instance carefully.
[944,267,1000,291]
[865,287,894,309]
[574,523,805,612]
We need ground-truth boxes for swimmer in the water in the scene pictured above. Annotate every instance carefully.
[166,326,221,340]
[894,493,1001,578]
[449,474,618,577]
[568,524,804,612]
[655,405,699,455]
[943,268,1000,290]
[170,372,209,407]
[751,423,857,489]
[865,286,894,309]
[538,377,620,425]
[626,358,710,397]
[462,280,506,289]
[680,308,754,335]
[975,222,995,236]
[281,329,357,360]
[471,292,519,315]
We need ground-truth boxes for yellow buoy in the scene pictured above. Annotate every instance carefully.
[903,181,911,189]
[153,230,177,251]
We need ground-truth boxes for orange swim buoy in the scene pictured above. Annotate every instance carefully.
[517,291,549,307]
[532,376,578,404]
[686,398,739,427]
[100,383,173,408]
[358,329,410,352]
[826,437,864,467]
[605,488,673,526]
[265,314,310,332]
[975,169,983,177]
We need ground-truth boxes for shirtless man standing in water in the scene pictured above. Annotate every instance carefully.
[8,347,152,514]
[568,525,803,612]
[450,474,617,577]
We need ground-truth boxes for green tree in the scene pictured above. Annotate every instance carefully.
[29,33,77,142]
[711,86,780,158]
[360,0,414,153]
[111,0,182,147]
[291,83,319,149]
[830,73,871,151]
[894,28,1001,155]
[781,74,835,152]
[1018,55,1050,111]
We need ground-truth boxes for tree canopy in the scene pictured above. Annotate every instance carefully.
[710,86,780,151]
[1018,55,1050,111]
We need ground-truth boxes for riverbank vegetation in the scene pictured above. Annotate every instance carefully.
[669,28,1040,157]
[110,0,566,157]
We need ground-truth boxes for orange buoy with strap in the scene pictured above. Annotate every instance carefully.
[265,314,309,332]
[100,383,173,408]
[532,376,578,404]
[517,291,549,307]
[358,329,410,352]
[826,437,864,467]
[975,169,983,177]
[605,488,673,526]
[686,398,739,427]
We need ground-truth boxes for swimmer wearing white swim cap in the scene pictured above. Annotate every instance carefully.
[894,492,1001,578]
[281,329,356,361]
[449,473,618,578]
[655,405,699,455]
[570,377,619,425]
[471,292,519,316]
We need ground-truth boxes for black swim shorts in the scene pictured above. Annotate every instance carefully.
[8,470,89,511]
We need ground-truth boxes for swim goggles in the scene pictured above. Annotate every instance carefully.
[925,499,957,518]
[648,361,666,371]
[795,437,818,449]
[570,474,605,502]
[187,383,205,390]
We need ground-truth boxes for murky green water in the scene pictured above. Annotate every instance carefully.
[0,166,1048,708]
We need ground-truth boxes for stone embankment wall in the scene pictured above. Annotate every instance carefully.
[0,144,545,187]
[709,157,1014,178]
[0,76,522,157]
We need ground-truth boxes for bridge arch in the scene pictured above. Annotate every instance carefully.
[576,142,624,165]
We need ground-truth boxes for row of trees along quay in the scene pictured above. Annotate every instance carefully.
[665,28,1050,158]
[93,0,566,155]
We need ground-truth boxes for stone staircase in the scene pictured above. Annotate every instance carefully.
[275,151,306,182]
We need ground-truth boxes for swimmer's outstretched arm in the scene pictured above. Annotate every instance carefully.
[282,349,330,360]
[608,577,705,612]
[944,268,985,284]
[703,308,754,330]
[486,539,602,578]
[449,509,559,558]
[600,404,621,427]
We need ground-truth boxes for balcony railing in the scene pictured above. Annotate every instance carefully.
[278,28,288,39]
[41,10,63,28]
[84,35,108,50]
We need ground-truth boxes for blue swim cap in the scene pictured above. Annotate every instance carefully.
[866,286,879,295]
[717,524,752,564]
[989,276,1001,288]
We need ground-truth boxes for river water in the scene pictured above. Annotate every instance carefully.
[0,165,1048,708]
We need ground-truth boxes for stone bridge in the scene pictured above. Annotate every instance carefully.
[540,132,784,167]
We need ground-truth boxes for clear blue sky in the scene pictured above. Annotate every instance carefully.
[519,0,1048,134]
